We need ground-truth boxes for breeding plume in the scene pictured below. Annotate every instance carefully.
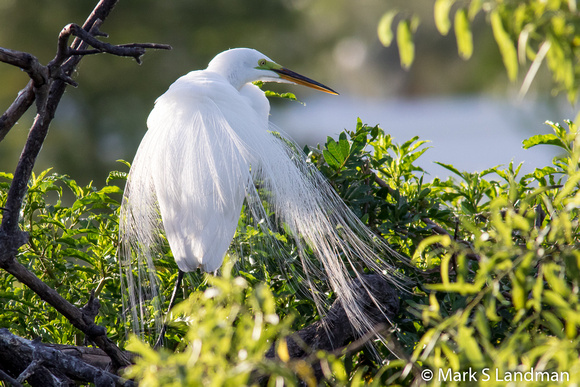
[120,48,404,339]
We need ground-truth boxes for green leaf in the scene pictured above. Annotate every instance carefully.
[106,170,127,184]
[544,290,569,310]
[454,8,473,59]
[544,262,570,298]
[458,326,485,367]
[522,134,564,149]
[338,138,350,159]
[377,10,398,47]
[434,162,463,178]
[474,307,490,339]
[434,0,454,35]
[403,147,429,166]
[468,0,483,20]
[397,19,415,70]
[323,137,343,169]
[116,159,131,168]
[490,10,518,81]
[264,90,299,102]
[511,275,525,310]
[327,139,346,164]
[541,311,565,338]
[97,185,123,195]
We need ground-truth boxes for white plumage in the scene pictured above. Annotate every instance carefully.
[120,48,405,339]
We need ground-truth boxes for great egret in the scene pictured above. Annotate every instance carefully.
[120,48,406,343]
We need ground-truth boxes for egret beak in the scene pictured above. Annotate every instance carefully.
[273,68,339,95]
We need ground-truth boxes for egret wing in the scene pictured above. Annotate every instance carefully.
[122,73,259,272]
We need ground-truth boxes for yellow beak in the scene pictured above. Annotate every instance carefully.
[273,68,339,95]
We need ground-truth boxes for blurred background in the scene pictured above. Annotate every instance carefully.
[0,0,575,184]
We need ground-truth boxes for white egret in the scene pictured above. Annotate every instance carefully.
[120,48,406,343]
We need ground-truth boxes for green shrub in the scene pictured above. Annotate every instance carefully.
[1,119,579,385]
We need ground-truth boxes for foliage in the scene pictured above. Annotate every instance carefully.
[379,0,580,101]
[307,119,449,259]
[406,119,580,385]
[0,169,127,345]
[2,119,580,385]
[125,267,335,387]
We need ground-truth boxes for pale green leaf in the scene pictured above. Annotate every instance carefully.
[377,10,398,47]
[434,161,463,178]
[397,19,415,69]
[511,275,525,310]
[454,8,473,59]
[468,0,483,20]
[434,0,454,35]
[541,311,565,338]
[474,307,491,339]
[522,134,563,149]
[458,326,485,366]
[490,10,518,81]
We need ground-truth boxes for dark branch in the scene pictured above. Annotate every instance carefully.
[0,258,130,367]
[0,83,35,142]
[373,173,397,196]
[0,0,171,370]
[0,48,47,87]
[0,329,133,386]
[0,1,171,139]
[0,368,23,387]
[51,23,171,67]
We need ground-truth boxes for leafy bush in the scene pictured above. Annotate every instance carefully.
[0,169,127,344]
[1,119,579,385]
[404,120,580,385]
[124,267,322,387]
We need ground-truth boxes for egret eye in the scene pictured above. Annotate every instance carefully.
[258,59,267,67]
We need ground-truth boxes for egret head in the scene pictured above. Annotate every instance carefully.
[207,48,338,95]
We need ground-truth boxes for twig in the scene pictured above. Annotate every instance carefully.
[421,217,449,236]
[0,1,170,139]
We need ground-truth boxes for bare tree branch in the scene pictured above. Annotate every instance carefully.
[0,329,133,387]
[0,0,170,138]
[0,258,130,367]
[0,83,35,143]
[0,0,170,371]
[51,22,170,68]
[0,48,48,87]
[0,368,23,387]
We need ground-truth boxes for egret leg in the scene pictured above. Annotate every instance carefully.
[154,269,185,349]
